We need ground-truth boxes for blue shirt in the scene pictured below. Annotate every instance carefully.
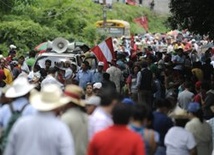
[92,70,104,83]
[153,111,173,147]
[4,111,75,155]
[0,97,37,129]
[75,70,92,89]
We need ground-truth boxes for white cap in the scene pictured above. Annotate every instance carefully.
[191,39,196,42]
[98,61,104,66]
[9,44,17,49]
[93,82,102,89]
[85,96,101,106]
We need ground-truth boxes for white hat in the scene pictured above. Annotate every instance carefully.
[169,107,189,119]
[98,61,104,66]
[191,39,196,42]
[93,82,102,90]
[9,44,17,49]
[85,96,101,106]
[5,77,36,98]
[30,84,71,111]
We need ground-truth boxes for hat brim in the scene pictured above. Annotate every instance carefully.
[67,97,85,107]
[30,92,71,111]
[5,85,36,98]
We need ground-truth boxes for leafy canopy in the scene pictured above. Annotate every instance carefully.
[168,0,214,38]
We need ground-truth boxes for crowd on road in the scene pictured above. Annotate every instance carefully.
[0,29,214,155]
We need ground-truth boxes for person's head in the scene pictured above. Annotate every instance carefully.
[103,72,110,81]
[45,59,52,69]
[98,88,120,108]
[188,102,203,122]
[33,65,41,72]
[81,61,90,71]
[97,61,104,72]
[18,56,25,65]
[0,58,5,68]
[170,108,189,127]
[154,98,172,114]
[112,103,131,125]
[132,65,140,74]
[93,82,102,95]
[85,83,93,95]
[85,96,101,115]
[29,50,36,58]
[131,104,147,125]
[64,61,71,68]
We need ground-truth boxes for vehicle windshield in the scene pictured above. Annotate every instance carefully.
[35,56,76,68]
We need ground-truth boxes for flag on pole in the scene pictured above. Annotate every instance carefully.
[91,37,115,70]
[134,16,149,32]
[126,0,137,5]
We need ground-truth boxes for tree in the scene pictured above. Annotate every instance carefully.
[168,0,214,38]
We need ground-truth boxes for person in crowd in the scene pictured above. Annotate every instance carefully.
[126,65,141,103]
[92,61,105,83]
[26,50,36,70]
[10,61,21,80]
[106,59,123,93]
[191,61,203,82]
[0,65,6,87]
[40,59,52,79]
[4,84,75,155]
[202,58,213,82]
[203,83,214,119]
[85,96,101,115]
[6,50,16,64]
[153,99,173,155]
[92,82,102,96]
[88,103,146,155]
[41,67,63,89]
[177,81,194,110]
[28,64,41,84]
[18,56,30,74]
[165,108,197,155]
[61,84,88,155]
[101,72,116,91]
[75,61,93,90]
[60,60,73,85]
[85,83,94,99]
[185,102,213,155]
[130,104,157,155]
[136,60,153,107]
[0,77,36,130]
[0,58,12,85]
[88,88,120,140]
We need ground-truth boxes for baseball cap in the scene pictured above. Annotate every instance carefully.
[188,102,200,113]
[122,98,135,106]
[85,96,101,106]
[98,61,104,66]
[93,82,102,90]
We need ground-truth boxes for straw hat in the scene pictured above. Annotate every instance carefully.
[170,107,189,119]
[30,84,71,111]
[64,84,85,107]
[5,77,36,98]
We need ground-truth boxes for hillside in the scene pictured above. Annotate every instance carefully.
[0,0,169,55]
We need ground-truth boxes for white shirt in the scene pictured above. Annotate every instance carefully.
[177,89,194,110]
[88,107,113,140]
[4,111,75,155]
[165,126,196,155]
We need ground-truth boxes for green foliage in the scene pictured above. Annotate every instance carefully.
[168,0,214,38]
[0,0,168,56]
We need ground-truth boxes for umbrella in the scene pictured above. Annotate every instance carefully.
[34,42,48,51]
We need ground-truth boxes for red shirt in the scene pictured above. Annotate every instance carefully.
[88,125,145,155]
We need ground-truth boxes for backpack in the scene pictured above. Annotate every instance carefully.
[0,103,28,154]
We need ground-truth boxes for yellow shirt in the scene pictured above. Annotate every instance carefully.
[3,68,13,84]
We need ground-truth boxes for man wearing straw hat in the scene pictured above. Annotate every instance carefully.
[4,84,75,155]
[61,84,88,155]
[0,77,36,130]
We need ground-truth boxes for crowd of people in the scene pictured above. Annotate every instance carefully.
[0,29,214,155]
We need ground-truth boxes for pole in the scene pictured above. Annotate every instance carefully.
[103,0,107,31]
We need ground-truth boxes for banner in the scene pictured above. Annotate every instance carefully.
[91,37,115,70]
[134,16,149,32]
